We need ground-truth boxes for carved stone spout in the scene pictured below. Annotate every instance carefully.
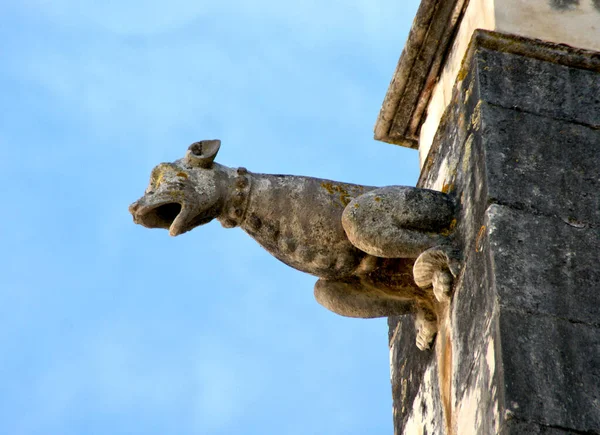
[130,140,460,349]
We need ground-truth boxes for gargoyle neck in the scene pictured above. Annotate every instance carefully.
[219,167,253,229]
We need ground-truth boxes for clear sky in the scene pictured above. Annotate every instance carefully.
[1,1,421,434]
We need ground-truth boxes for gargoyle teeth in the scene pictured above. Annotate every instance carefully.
[169,209,188,236]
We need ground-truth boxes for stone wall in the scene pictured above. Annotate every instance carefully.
[388,30,600,434]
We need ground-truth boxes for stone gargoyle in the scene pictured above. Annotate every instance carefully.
[129,140,460,350]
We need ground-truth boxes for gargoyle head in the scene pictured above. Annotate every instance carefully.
[129,140,228,236]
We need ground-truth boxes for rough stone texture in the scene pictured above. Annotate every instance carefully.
[343,186,456,258]
[375,0,600,161]
[488,206,600,326]
[389,31,600,434]
[403,360,446,435]
[499,308,600,431]
[501,419,593,434]
[500,419,582,435]
[482,105,600,226]
[389,315,441,433]
[130,140,459,348]
[374,0,468,148]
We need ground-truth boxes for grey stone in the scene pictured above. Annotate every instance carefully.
[477,47,600,128]
[549,0,580,11]
[130,140,460,349]
[375,25,600,149]
[402,360,446,434]
[390,31,600,434]
[453,330,503,435]
[374,0,468,147]
[388,315,437,430]
[449,226,498,404]
[500,311,600,432]
[481,103,600,226]
[487,205,600,325]
[501,418,589,434]
[342,186,455,259]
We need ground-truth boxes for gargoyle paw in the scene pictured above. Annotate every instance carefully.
[415,309,437,351]
[413,246,460,303]
[432,269,454,303]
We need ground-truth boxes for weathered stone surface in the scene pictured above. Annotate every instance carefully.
[402,360,445,435]
[481,104,600,226]
[500,310,600,432]
[453,331,502,435]
[390,31,600,434]
[449,226,496,405]
[343,186,456,258]
[501,419,588,435]
[388,315,438,432]
[488,205,600,325]
[374,0,467,148]
[476,47,600,128]
[130,140,460,349]
[375,0,600,160]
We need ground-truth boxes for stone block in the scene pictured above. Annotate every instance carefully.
[453,328,502,435]
[476,47,600,128]
[389,315,437,432]
[500,310,600,432]
[487,205,600,325]
[450,234,497,403]
[501,419,588,434]
[401,361,445,435]
[389,30,600,435]
[481,104,600,226]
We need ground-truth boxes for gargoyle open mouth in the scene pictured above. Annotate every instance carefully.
[130,200,188,236]
[130,199,216,236]
[149,202,182,228]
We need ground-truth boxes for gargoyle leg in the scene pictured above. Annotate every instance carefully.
[342,186,455,258]
[315,278,439,350]
[413,246,461,303]
[313,278,414,318]
[414,303,438,351]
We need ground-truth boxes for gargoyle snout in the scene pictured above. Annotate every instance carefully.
[129,200,140,215]
[128,193,191,235]
[129,200,143,223]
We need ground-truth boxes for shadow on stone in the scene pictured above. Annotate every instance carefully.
[549,0,580,10]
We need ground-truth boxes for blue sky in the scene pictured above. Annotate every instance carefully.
[1,1,421,434]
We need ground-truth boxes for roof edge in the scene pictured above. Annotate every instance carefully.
[374,0,468,148]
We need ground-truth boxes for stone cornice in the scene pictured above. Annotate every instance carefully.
[373,0,469,149]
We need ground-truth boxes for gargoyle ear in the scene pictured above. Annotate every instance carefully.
[185,140,221,168]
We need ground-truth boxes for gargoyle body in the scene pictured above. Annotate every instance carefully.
[130,141,459,349]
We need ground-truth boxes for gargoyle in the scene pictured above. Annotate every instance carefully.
[129,140,459,349]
